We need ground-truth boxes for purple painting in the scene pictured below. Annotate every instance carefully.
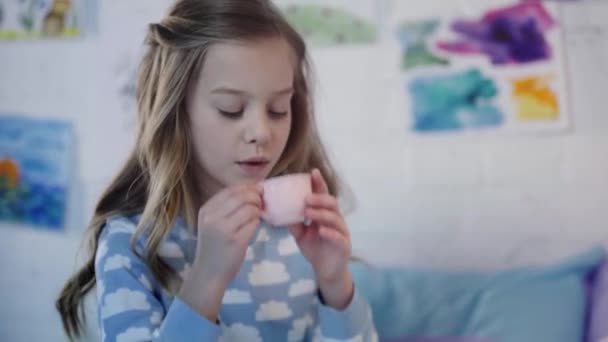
[436,2,556,65]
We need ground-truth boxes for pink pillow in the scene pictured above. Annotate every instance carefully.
[261,173,312,226]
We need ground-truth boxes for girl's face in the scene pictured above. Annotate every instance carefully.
[186,37,295,195]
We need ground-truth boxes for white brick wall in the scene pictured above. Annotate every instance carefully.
[334,2,608,270]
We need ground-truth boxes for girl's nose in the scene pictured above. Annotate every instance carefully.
[243,108,271,145]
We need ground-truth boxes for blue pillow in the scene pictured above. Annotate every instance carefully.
[351,247,605,342]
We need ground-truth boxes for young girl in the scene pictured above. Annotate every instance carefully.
[57,0,378,341]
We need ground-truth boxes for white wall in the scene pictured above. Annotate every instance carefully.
[309,1,608,270]
[0,1,607,341]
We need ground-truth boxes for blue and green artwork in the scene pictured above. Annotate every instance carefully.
[0,114,73,230]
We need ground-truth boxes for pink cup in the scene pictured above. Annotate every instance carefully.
[261,173,312,226]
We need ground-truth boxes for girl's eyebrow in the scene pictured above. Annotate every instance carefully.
[211,86,294,96]
[272,87,294,95]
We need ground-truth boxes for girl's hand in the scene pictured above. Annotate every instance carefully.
[179,183,263,322]
[288,169,354,310]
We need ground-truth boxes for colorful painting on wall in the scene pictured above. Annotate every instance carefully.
[278,0,378,47]
[392,0,571,134]
[409,69,504,132]
[0,114,73,230]
[0,0,82,39]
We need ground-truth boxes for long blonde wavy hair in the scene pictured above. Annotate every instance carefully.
[56,0,342,339]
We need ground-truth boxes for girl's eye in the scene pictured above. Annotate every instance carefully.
[269,110,288,118]
[219,109,243,119]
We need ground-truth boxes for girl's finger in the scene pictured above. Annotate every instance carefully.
[311,169,329,194]
[288,223,306,241]
[214,187,262,220]
[318,226,349,249]
[236,216,261,242]
[305,193,338,211]
[225,204,261,233]
[304,208,349,238]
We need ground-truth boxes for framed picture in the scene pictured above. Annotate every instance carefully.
[0,0,84,39]
[277,0,380,47]
[0,114,74,230]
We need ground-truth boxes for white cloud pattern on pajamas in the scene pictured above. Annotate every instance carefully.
[255,301,293,321]
[223,289,253,304]
[150,311,162,325]
[102,288,151,319]
[116,327,151,342]
[288,314,314,341]
[95,239,108,268]
[104,254,131,272]
[249,261,290,286]
[138,274,152,291]
[289,279,316,297]
[158,241,184,259]
[219,323,263,342]
[278,236,299,256]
